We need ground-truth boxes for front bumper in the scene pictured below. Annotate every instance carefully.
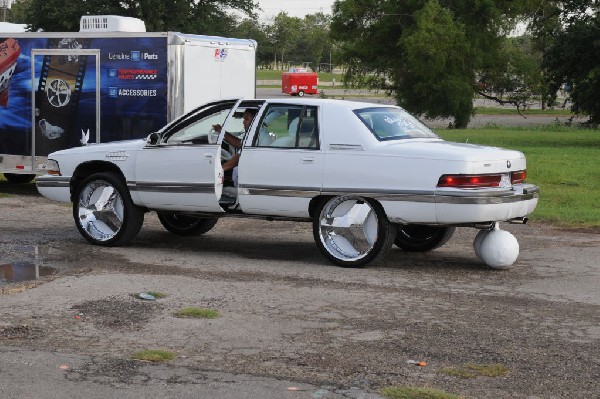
[35,175,71,203]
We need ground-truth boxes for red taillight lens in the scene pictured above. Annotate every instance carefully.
[437,174,502,188]
[511,170,526,184]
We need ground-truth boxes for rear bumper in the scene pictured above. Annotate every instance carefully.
[380,184,539,224]
[434,184,539,224]
[434,184,539,205]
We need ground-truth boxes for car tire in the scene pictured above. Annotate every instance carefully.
[313,196,396,267]
[394,225,455,252]
[298,90,305,97]
[3,173,35,184]
[73,172,144,246]
[157,213,218,236]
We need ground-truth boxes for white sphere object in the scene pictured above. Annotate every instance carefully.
[479,226,520,269]
[473,229,491,260]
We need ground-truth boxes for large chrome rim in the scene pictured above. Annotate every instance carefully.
[318,196,379,262]
[77,180,124,241]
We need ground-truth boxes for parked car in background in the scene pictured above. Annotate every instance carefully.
[36,98,539,268]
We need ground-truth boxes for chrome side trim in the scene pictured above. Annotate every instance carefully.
[241,184,436,202]
[240,184,320,198]
[128,181,214,194]
[35,176,70,188]
[241,184,540,205]
[322,188,436,203]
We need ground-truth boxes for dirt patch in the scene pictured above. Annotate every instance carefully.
[1,191,599,398]
[72,297,163,331]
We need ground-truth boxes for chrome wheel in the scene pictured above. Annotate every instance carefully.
[77,181,123,241]
[73,172,144,246]
[313,196,395,267]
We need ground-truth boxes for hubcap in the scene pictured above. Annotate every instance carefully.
[77,181,124,241]
[319,197,378,261]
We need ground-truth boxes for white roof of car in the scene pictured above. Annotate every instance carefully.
[263,98,395,111]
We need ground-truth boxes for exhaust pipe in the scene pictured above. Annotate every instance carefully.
[507,217,528,224]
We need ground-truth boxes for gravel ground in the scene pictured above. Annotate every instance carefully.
[1,186,599,398]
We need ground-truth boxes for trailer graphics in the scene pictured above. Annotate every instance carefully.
[0,36,168,158]
[0,31,256,182]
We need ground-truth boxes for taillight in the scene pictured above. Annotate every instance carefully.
[511,170,526,184]
[437,174,503,188]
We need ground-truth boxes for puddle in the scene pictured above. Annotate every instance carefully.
[0,261,56,285]
[0,245,56,285]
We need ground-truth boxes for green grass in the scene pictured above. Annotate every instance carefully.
[437,126,600,229]
[439,363,509,379]
[380,386,461,399]
[131,349,176,362]
[175,307,220,319]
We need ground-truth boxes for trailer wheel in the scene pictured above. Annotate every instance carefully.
[298,90,305,97]
[3,173,35,184]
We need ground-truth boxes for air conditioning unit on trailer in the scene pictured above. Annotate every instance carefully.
[80,15,146,32]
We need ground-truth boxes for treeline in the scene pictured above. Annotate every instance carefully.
[5,0,599,127]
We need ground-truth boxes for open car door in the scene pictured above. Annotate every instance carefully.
[133,99,239,212]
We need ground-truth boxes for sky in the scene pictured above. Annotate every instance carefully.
[255,0,336,19]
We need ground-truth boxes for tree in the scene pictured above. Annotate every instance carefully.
[330,0,537,128]
[5,0,30,23]
[234,18,274,68]
[18,0,257,35]
[269,12,302,69]
[477,35,546,114]
[294,13,332,72]
[543,5,600,125]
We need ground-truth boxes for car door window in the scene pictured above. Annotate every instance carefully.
[254,105,319,149]
[166,108,230,144]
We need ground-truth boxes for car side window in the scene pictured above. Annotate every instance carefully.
[166,108,230,144]
[254,105,319,149]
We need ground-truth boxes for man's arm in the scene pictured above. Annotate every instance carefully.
[212,124,243,149]
[222,153,240,171]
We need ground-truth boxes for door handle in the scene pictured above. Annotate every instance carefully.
[301,157,314,164]
[204,153,213,164]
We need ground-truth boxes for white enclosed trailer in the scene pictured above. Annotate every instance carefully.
[0,16,256,183]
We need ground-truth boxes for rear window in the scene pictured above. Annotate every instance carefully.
[354,107,438,141]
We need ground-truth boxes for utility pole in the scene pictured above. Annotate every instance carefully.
[2,0,9,23]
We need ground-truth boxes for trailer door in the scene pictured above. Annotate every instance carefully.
[31,49,100,167]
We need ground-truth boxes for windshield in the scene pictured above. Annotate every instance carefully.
[354,107,439,141]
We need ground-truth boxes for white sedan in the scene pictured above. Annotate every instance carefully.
[36,98,539,268]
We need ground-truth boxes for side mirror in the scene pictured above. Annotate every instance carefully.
[147,132,160,145]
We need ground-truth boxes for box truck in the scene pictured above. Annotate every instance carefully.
[0,16,256,183]
[281,70,318,97]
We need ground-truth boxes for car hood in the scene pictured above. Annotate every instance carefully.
[379,139,524,162]
[48,139,147,158]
